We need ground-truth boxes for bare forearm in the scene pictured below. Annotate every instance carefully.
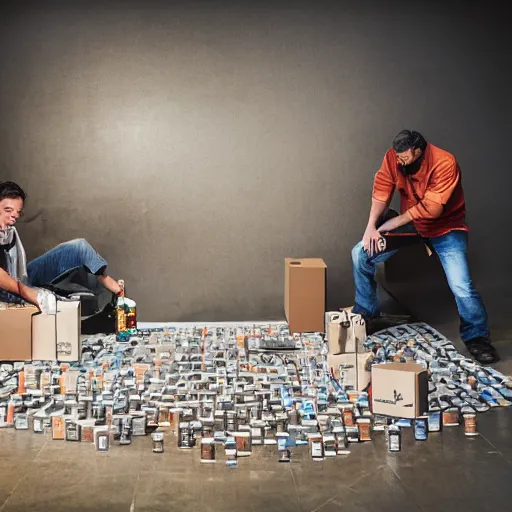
[366,198,388,229]
[0,268,38,305]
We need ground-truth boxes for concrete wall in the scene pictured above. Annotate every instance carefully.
[1,0,508,321]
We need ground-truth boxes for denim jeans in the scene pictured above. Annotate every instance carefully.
[27,238,108,286]
[1,238,108,304]
[351,229,489,342]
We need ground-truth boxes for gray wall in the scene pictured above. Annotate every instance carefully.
[1,1,509,321]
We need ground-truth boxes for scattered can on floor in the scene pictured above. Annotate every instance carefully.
[357,418,372,442]
[94,428,110,452]
[442,408,460,427]
[151,432,164,453]
[65,420,81,442]
[387,425,401,452]
[200,438,216,462]
[463,414,478,436]
[14,413,29,430]
[414,417,428,441]
[279,449,291,462]
[427,410,442,432]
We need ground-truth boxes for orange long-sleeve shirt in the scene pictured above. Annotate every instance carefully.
[372,143,468,238]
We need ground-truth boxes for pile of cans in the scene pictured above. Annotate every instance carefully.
[0,322,510,463]
[366,323,511,448]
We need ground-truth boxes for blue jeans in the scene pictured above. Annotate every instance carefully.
[1,238,107,303]
[351,230,489,342]
[27,238,108,287]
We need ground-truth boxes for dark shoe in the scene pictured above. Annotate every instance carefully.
[465,337,500,365]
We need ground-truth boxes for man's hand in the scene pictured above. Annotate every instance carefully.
[363,226,385,257]
[19,284,56,315]
[97,274,124,295]
[36,288,57,315]
[19,284,39,306]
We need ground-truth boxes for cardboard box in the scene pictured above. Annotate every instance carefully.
[0,305,39,360]
[32,300,81,361]
[327,352,371,391]
[325,309,366,354]
[371,363,428,419]
[284,258,326,333]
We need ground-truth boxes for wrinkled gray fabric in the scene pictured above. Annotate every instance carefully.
[0,227,28,284]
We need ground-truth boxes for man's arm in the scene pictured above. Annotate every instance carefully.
[364,152,396,255]
[377,210,413,233]
[379,156,459,233]
[0,267,39,305]
[407,157,459,221]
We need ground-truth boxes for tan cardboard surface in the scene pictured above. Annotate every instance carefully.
[0,305,38,361]
[325,310,366,354]
[371,363,428,418]
[284,258,326,333]
[32,300,81,362]
[328,352,370,391]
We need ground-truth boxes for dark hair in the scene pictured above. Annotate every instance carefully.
[0,181,26,202]
[392,130,427,153]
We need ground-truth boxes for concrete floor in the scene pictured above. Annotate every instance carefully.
[1,276,511,512]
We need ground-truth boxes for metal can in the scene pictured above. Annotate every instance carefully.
[33,417,45,434]
[119,416,132,445]
[81,425,95,443]
[342,406,355,427]
[387,425,401,452]
[94,428,110,452]
[279,449,291,462]
[151,432,164,453]
[463,414,478,436]
[200,438,216,463]
[178,422,194,449]
[357,419,372,441]
[414,417,428,441]
[65,420,81,442]
[442,408,460,427]
[427,410,441,432]
[14,413,29,430]
[132,416,147,436]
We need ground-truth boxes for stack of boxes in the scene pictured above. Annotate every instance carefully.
[325,309,371,392]
[282,257,371,393]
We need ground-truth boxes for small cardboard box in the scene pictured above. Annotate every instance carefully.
[284,258,326,334]
[371,363,428,419]
[327,352,371,391]
[32,300,81,361]
[325,309,366,354]
[0,304,39,360]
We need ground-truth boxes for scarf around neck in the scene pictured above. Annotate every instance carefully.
[0,226,28,285]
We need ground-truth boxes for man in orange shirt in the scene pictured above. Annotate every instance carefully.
[351,130,498,364]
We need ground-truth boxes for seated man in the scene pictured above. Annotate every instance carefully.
[351,130,498,364]
[0,181,122,313]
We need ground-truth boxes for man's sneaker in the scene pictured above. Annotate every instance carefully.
[465,337,500,365]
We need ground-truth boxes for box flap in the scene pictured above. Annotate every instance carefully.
[285,258,326,269]
[373,362,424,374]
